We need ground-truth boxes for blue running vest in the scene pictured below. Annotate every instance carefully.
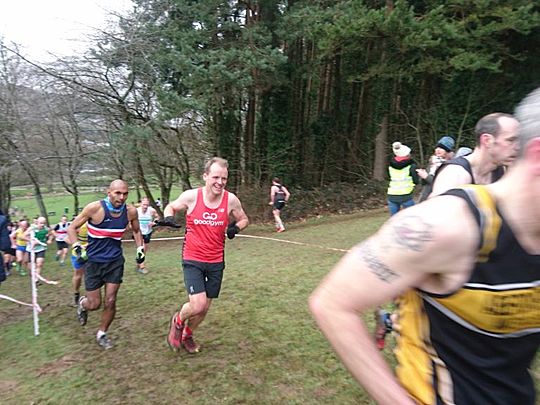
[87,200,128,263]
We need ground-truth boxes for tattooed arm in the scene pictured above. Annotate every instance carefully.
[309,195,479,405]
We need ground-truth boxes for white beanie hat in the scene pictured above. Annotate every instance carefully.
[392,141,411,157]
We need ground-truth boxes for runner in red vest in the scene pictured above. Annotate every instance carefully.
[164,157,249,354]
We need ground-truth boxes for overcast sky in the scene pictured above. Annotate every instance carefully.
[0,0,133,61]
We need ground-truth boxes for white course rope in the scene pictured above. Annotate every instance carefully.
[29,235,60,285]
[0,229,59,336]
[0,294,42,312]
[36,273,60,285]
[29,229,41,335]
[1,230,345,336]
[122,233,349,253]
[236,234,349,253]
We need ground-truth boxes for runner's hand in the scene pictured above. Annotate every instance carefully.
[226,222,240,240]
[154,216,181,228]
[136,246,146,264]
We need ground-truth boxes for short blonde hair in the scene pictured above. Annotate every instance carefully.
[204,157,229,174]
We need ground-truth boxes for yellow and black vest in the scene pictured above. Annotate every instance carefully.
[77,222,88,247]
[388,166,415,195]
[395,185,540,405]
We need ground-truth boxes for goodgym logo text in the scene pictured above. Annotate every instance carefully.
[194,212,224,226]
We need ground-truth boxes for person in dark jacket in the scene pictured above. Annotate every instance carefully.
[417,136,455,202]
[430,113,519,197]
[0,209,10,284]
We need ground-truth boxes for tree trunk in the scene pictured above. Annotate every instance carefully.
[373,115,388,181]
[136,158,159,211]
[244,89,256,183]
[0,167,11,213]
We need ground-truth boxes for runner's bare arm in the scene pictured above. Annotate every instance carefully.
[269,185,276,204]
[67,201,101,244]
[309,197,478,404]
[282,186,291,201]
[229,193,249,231]
[430,165,472,197]
[163,189,196,217]
[128,206,144,247]
[153,207,159,217]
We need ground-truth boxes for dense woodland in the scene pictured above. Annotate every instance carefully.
[1,0,539,220]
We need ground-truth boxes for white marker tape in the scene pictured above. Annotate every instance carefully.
[237,234,349,253]
[36,274,59,285]
[121,234,348,253]
[0,294,42,312]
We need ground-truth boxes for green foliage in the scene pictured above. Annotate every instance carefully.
[106,0,540,189]
[4,0,539,201]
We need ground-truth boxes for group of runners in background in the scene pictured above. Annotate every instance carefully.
[0,164,289,351]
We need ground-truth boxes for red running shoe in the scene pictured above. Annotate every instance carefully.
[167,312,183,351]
[182,334,200,354]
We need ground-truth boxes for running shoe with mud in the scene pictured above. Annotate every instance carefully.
[77,296,88,326]
[167,312,183,351]
[182,334,200,354]
[97,334,113,349]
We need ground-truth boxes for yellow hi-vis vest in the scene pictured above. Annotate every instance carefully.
[387,165,414,195]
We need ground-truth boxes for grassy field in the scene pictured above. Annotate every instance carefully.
[0,210,394,404]
[2,204,538,404]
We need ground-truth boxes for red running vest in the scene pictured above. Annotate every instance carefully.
[183,188,229,263]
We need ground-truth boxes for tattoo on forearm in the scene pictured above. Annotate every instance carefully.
[357,241,400,283]
[391,215,434,252]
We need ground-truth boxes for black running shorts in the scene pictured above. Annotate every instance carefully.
[182,260,225,298]
[273,201,285,210]
[26,250,46,260]
[142,232,152,244]
[85,256,125,291]
[56,241,69,250]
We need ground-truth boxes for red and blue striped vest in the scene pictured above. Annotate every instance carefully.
[87,200,128,263]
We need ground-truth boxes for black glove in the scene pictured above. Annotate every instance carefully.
[155,216,181,228]
[163,216,176,226]
[226,222,240,239]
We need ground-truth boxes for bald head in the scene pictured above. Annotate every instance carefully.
[109,179,128,190]
[107,179,129,208]
[474,113,516,144]
[37,216,47,228]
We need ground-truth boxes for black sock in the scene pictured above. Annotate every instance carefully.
[74,292,80,304]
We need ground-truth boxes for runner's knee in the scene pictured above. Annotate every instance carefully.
[189,300,209,316]
[103,295,117,310]
[85,296,101,310]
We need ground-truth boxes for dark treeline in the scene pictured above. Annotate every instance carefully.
[1,0,539,218]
